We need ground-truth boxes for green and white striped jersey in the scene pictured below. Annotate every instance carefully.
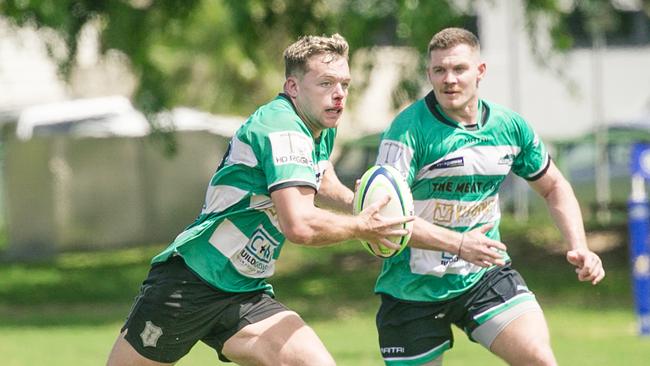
[152,94,336,295]
[374,92,550,302]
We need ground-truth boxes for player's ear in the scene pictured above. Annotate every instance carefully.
[476,62,486,85]
[284,76,299,98]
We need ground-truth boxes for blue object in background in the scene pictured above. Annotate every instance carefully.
[630,143,650,179]
[629,142,650,336]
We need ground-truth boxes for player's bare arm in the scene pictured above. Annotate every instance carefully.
[271,185,412,248]
[529,161,605,285]
[314,160,355,212]
[408,217,507,267]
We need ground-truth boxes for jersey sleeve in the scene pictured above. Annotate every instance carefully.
[374,111,419,186]
[511,115,551,181]
[249,115,319,192]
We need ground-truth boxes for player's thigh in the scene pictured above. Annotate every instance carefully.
[376,295,452,365]
[489,310,557,366]
[222,310,335,366]
[107,330,174,366]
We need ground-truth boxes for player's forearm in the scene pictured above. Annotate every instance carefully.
[315,165,355,212]
[282,207,362,246]
[543,180,588,251]
[315,184,354,213]
[408,217,462,253]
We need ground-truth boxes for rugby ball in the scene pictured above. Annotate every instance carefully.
[353,165,414,258]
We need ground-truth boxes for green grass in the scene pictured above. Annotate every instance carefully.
[0,237,648,365]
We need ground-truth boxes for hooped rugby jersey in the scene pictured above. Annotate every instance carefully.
[152,94,336,295]
[374,91,550,302]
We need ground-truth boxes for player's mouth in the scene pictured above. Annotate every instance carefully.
[325,106,343,115]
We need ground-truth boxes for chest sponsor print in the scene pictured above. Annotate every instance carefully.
[428,196,499,228]
[232,225,280,278]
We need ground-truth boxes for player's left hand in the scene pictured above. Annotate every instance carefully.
[566,248,605,285]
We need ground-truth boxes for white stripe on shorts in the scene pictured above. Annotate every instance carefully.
[471,299,542,349]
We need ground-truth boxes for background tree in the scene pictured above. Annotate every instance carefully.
[0,0,634,116]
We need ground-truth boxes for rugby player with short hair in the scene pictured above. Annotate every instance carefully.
[107,33,412,366]
[373,27,605,366]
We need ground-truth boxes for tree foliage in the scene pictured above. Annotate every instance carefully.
[0,0,635,115]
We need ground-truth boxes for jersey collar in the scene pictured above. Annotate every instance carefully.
[424,91,490,130]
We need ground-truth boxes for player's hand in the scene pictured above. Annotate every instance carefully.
[458,224,508,268]
[357,194,414,250]
[566,248,605,285]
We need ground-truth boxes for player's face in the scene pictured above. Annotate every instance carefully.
[427,44,485,116]
[288,54,351,134]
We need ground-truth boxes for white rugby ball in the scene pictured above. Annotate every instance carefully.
[353,165,414,258]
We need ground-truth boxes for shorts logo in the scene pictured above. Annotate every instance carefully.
[140,321,163,348]
[234,225,279,276]
[269,131,314,167]
[381,346,405,355]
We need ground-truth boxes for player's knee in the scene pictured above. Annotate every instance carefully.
[287,344,335,366]
[422,356,443,366]
[524,343,557,366]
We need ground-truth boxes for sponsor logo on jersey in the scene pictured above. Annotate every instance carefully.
[498,153,515,166]
[431,197,498,227]
[460,136,491,144]
[430,180,498,194]
[140,321,163,348]
[269,131,314,167]
[440,251,460,265]
[234,225,279,276]
[429,157,464,170]
[376,140,413,178]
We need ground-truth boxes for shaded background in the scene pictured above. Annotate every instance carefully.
[1,0,650,365]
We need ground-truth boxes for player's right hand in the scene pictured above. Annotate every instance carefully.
[357,195,414,250]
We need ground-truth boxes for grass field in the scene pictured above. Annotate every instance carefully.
[1,233,649,365]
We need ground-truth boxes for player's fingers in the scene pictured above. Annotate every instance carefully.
[365,194,391,212]
[592,267,606,285]
[469,258,490,268]
[566,250,583,266]
[377,238,401,250]
[485,238,507,251]
[477,223,494,234]
[483,252,506,266]
[382,215,415,226]
[384,227,409,237]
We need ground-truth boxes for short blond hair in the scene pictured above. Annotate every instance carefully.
[283,33,349,78]
[428,27,480,56]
